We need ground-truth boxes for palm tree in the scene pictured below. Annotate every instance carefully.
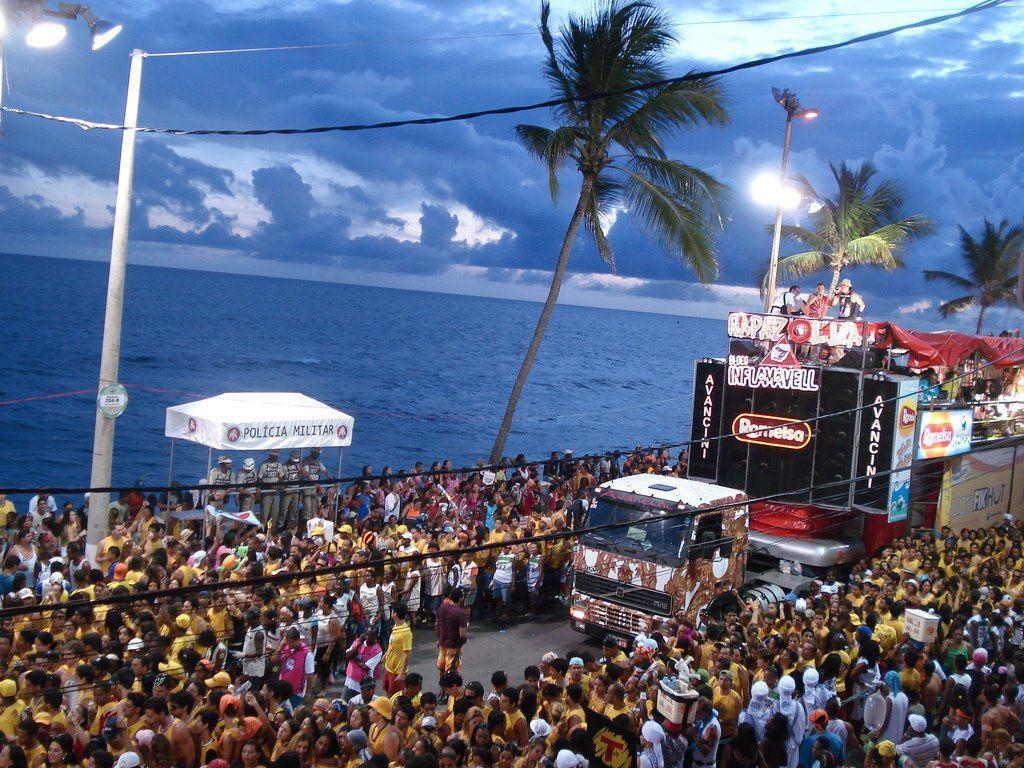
[923,219,1024,333]
[488,0,729,462]
[770,161,932,295]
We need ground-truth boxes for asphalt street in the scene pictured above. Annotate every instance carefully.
[328,611,595,696]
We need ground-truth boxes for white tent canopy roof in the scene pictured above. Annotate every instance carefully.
[165,392,354,451]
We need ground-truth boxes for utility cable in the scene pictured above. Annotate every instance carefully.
[0,0,1010,137]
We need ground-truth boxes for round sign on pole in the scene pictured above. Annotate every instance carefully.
[98,383,129,419]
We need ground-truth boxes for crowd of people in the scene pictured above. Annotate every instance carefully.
[0,453,1022,768]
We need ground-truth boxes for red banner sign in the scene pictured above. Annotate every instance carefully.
[732,413,812,450]
[727,312,887,348]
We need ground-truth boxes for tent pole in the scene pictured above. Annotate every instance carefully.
[334,448,343,525]
[167,438,175,522]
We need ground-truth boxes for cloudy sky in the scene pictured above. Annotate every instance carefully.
[1,0,1022,324]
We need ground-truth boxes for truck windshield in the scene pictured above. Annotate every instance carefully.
[582,498,692,566]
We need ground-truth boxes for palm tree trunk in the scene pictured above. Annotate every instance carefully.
[977,303,987,334]
[828,263,843,294]
[488,175,595,463]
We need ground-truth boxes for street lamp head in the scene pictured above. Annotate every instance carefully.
[750,173,801,211]
[79,6,123,50]
[771,86,818,120]
[24,3,122,51]
[26,17,68,48]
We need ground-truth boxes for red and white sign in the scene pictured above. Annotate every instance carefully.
[917,409,973,459]
[732,413,812,450]
[727,311,887,349]
[760,340,800,367]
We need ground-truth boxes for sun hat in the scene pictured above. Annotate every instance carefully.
[369,697,393,721]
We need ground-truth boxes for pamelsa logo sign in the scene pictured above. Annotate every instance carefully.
[732,413,812,450]
[917,409,973,459]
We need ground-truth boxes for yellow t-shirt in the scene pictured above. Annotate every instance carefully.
[383,621,412,675]
[0,700,27,739]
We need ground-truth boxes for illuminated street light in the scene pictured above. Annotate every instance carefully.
[25,2,121,50]
[763,87,821,312]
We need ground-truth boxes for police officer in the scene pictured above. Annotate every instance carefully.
[279,450,303,530]
[237,458,259,513]
[206,456,234,509]
[301,448,332,525]
[258,450,283,526]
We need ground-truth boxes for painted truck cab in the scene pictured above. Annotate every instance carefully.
[569,474,748,641]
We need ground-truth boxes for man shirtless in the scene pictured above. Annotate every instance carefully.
[979,683,1020,738]
[143,696,195,768]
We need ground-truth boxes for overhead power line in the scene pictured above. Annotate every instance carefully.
[0,0,1010,137]
[138,7,1001,58]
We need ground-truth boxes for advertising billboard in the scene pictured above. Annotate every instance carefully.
[887,379,919,523]
[917,409,973,459]
[937,446,1014,532]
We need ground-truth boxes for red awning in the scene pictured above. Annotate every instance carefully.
[884,324,1024,369]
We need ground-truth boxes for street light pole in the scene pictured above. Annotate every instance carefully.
[764,113,794,313]
[85,48,144,561]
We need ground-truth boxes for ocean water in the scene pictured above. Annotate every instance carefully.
[0,254,724,493]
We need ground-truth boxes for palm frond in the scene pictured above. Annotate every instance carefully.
[923,270,976,290]
[607,76,728,157]
[774,251,829,283]
[514,124,579,201]
[626,155,727,228]
[622,169,718,283]
[937,295,977,317]
[584,186,615,271]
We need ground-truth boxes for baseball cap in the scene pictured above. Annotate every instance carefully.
[175,614,191,630]
[421,716,437,730]
[218,456,231,465]
[114,753,142,768]
[809,709,828,727]
[0,680,16,697]
[102,716,126,739]
[126,637,144,652]
[206,671,231,689]
[113,563,129,581]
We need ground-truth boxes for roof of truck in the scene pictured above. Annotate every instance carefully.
[598,473,745,506]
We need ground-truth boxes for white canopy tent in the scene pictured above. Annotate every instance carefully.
[165,392,354,450]
[164,392,355,524]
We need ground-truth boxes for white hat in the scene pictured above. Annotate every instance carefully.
[751,681,770,698]
[641,721,665,745]
[114,752,141,768]
[795,598,807,612]
[49,573,64,585]
[803,668,819,686]
[127,638,145,652]
[242,458,255,471]
[530,718,552,738]
[908,714,927,733]
[218,455,232,464]
[17,588,34,600]
[778,675,796,694]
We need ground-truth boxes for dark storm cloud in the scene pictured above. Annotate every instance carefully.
[0,0,1020,327]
